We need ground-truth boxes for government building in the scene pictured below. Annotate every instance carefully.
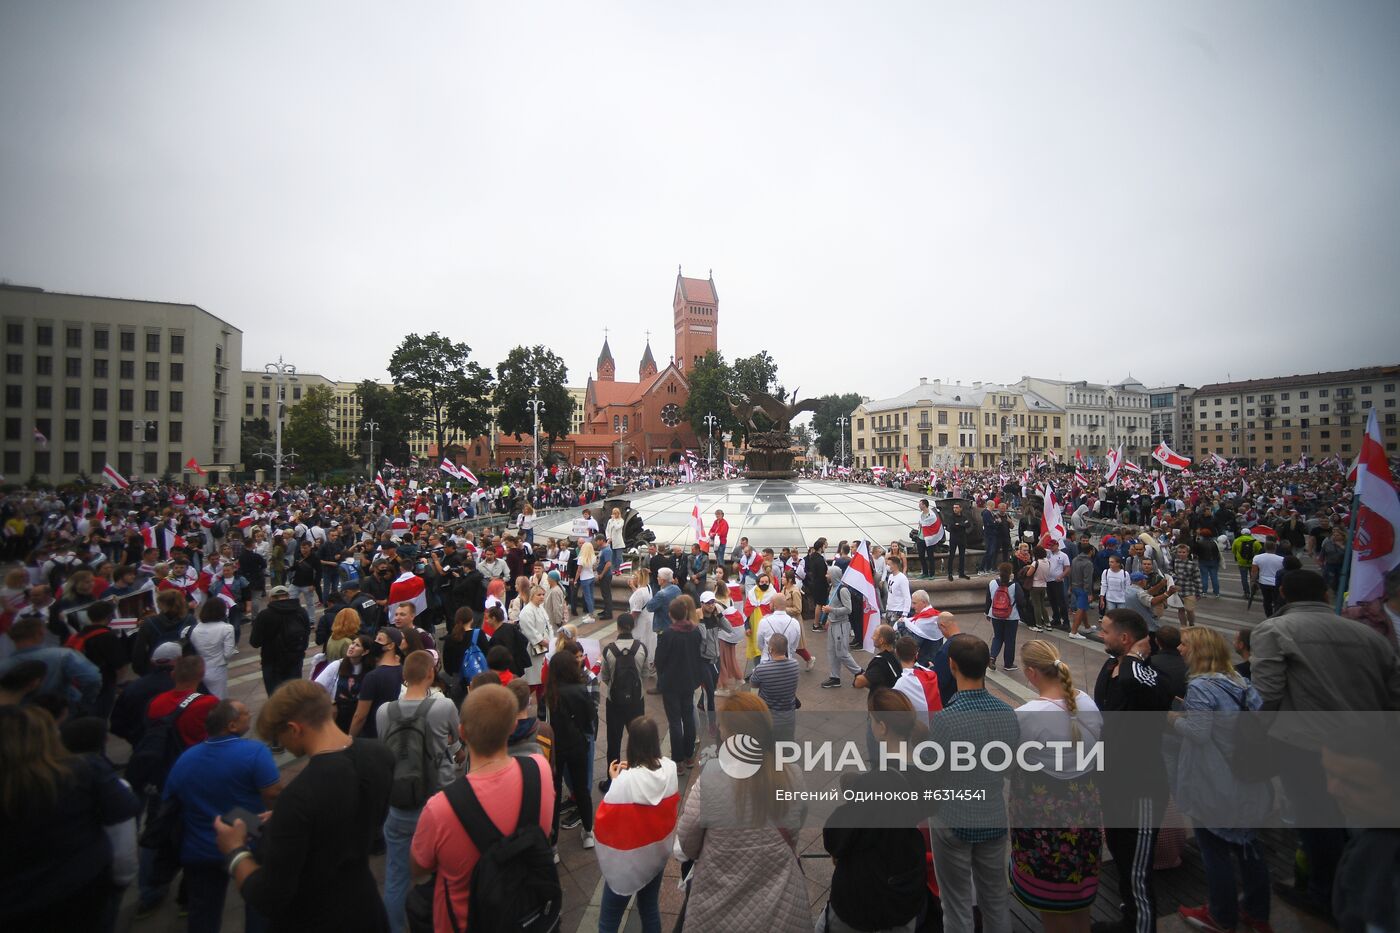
[2,284,242,484]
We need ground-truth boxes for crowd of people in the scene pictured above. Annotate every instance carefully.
[1,457,1398,933]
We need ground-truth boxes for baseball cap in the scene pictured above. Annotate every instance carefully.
[1129,572,1147,582]
[151,642,183,664]
[699,590,716,604]
[269,585,291,598]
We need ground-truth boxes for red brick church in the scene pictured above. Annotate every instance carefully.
[583,268,717,465]
[454,269,718,471]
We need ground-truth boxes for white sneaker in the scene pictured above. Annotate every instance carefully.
[581,831,595,849]
[553,846,560,864]
[1069,632,1088,640]
[804,655,816,672]
[581,615,594,625]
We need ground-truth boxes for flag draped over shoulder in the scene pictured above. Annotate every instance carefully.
[593,761,680,896]
[387,571,427,615]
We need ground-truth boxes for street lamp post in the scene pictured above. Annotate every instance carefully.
[262,356,298,486]
[703,412,718,472]
[526,383,545,468]
[836,415,849,466]
[363,419,379,477]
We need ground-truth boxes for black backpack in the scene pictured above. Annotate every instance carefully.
[440,756,560,933]
[126,692,203,793]
[383,700,441,810]
[605,641,643,706]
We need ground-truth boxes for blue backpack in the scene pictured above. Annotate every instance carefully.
[461,628,488,680]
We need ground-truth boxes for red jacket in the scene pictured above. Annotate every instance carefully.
[709,518,729,544]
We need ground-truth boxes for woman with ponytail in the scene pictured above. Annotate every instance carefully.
[1010,640,1104,931]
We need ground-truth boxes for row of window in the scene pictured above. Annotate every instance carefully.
[3,322,186,355]
[5,416,186,444]
[3,384,185,412]
[245,384,304,400]
[1200,384,1396,407]
[1070,392,1147,408]
[857,434,1066,451]
[4,355,186,382]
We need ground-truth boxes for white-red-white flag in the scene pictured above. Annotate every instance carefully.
[1152,473,1169,498]
[691,496,710,553]
[1122,459,1143,475]
[458,465,478,486]
[439,458,462,480]
[1210,451,1230,468]
[1347,410,1400,605]
[101,462,130,489]
[1152,442,1191,470]
[1040,485,1066,546]
[1241,478,1251,499]
[387,571,428,615]
[1104,446,1123,483]
[1075,448,1086,468]
[33,428,48,449]
[841,541,884,652]
[919,507,945,547]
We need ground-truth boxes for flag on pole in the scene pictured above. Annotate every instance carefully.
[1073,468,1088,488]
[33,428,48,449]
[1122,459,1143,475]
[101,462,130,489]
[1210,451,1230,468]
[901,453,910,472]
[680,460,695,484]
[691,495,710,553]
[1104,446,1123,483]
[1241,478,1251,499]
[375,471,387,496]
[1151,441,1192,470]
[1346,410,1400,605]
[458,465,478,486]
[1040,484,1066,546]
[184,456,206,476]
[439,458,462,479]
[841,541,884,652]
[1075,448,1086,468]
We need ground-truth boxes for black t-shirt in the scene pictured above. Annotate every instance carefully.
[290,555,318,587]
[349,593,383,633]
[241,739,395,933]
[356,664,403,739]
[863,651,901,691]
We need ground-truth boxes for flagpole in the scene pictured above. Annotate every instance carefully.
[1334,492,1362,614]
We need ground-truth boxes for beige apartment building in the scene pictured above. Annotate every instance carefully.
[239,370,370,455]
[2,284,242,484]
[850,378,1063,471]
[1193,365,1400,464]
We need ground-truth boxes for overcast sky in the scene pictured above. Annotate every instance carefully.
[3,1,1398,401]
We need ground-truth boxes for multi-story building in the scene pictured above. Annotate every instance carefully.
[1193,366,1400,464]
[1015,376,1151,465]
[850,378,1063,471]
[2,284,242,484]
[239,371,371,458]
[1146,384,1196,458]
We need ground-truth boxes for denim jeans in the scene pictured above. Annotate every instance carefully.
[1194,828,1270,928]
[579,579,596,615]
[598,870,663,933]
[714,544,727,565]
[289,583,318,618]
[1238,564,1252,593]
[989,618,1017,667]
[1199,560,1220,596]
[185,861,269,933]
[382,805,423,933]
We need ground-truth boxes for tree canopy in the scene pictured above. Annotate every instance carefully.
[281,385,347,478]
[680,350,789,449]
[354,380,415,468]
[387,332,494,456]
[810,392,863,460]
[493,345,575,447]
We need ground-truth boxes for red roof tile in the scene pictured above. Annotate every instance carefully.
[678,276,716,304]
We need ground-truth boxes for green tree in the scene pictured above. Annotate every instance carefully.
[240,417,272,463]
[388,332,494,456]
[680,351,740,448]
[811,392,864,460]
[354,380,414,469]
[282,385,347,478]
[730,351,785,438]
[493,346,575,448]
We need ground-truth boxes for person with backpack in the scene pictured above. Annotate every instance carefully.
[216,678,396,932]
[130,588,196,676]
[441,607,485,704]
[1232,531,1260,596]
[820,565,862,689]
[599,613,648,795]
[593,716,679,933]
[65,599,127,720]
[378,650,464,933]
[131,654,218,918]
[250,584,311,698]
[408,683,559,933]
[0,614,103,712]
[985,562,1022,672]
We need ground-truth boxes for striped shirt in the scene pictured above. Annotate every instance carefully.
[750,658,801,723]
